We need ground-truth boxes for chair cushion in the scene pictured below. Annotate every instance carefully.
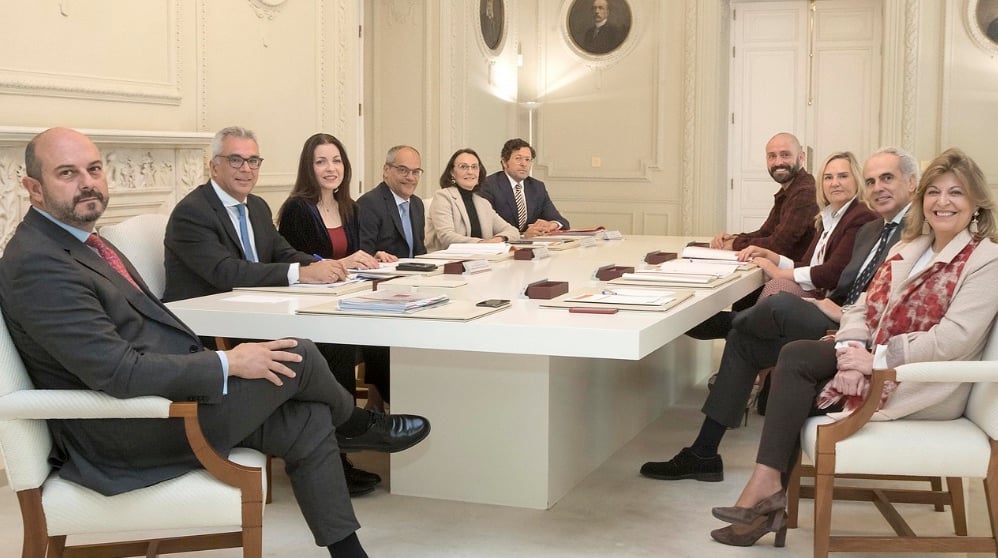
[43,448,267,536]
[801,416,991,478]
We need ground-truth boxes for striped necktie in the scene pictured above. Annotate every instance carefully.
[845,222,898,305]
[514,183,527,231]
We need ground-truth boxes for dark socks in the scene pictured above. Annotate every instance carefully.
[690,416,727,458]
[328,532,367,558]
[338,408,373,437]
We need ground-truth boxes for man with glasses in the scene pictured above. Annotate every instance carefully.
[479,138,570,238]
[356,145,427,258]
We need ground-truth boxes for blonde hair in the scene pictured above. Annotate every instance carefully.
[814,151,864,229]
[903,148,997,243]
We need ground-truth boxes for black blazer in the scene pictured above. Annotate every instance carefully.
[827,215,906,305]
[0,208,223,495]
[478,171,570,232]
[355,182,426,258]
[277,196,360,259]
[163,182,313,302]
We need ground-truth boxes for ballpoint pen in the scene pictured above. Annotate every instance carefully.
[312,254,323,261]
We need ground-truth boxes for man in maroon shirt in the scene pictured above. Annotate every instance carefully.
[711,132,817,262]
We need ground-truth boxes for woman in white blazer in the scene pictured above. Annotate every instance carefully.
[425,148,520,252]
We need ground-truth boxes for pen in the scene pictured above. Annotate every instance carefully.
[312,254,323,262]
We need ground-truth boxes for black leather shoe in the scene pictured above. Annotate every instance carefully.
[343,456,382,485]
[338,412,430,453]
[346,474,377,497]
[640,447,723,482]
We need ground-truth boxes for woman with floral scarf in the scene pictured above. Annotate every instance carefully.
[708,148,998,548]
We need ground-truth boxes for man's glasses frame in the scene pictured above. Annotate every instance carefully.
[388,163,424,178]
[216,154,264,170]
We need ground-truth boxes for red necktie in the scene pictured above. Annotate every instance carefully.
[85,234,141,290]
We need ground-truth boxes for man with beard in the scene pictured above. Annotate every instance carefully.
[1,128,431,557]
[711,132,818,262]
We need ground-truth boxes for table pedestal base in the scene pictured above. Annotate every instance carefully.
[390,336,712,509]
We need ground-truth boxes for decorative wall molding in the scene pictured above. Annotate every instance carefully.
[0,127,212,251]
[881,0,920,150]
[0,1,183,105]
[681,0,698,235]
[197,0,209,131]
[247,0,287,20]
[388,0,417,26]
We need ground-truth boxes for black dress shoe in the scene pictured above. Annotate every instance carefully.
[343,455,382,485]
[346,475,377,497]
[640,447,723,482]
[338,412,430,453]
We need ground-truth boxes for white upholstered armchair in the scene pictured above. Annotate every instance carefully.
[99,213,169,299]
[794,319,998,557]
[0,303,267,557]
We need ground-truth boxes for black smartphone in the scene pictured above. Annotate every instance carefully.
[396,262,438,272]
[476,299,510,308]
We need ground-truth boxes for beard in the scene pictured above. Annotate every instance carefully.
[768,161,801,184]
[44,190,108,230]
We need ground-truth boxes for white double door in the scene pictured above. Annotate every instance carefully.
[727,0,883,233]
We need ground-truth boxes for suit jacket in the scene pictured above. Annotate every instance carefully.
[424,187,520,252]
[479,171,571,232]
[826,215,906,305]
[794,200,877,292]
[582,23,624,54]
[277,196,360,259]
[355,182,426,258]
[163,182,313,302]
[0,208,223,495]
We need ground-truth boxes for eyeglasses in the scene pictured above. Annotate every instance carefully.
[510,156,533,164]
[216,154,264,170]
[455,164,480,171]
[388,164,424,178]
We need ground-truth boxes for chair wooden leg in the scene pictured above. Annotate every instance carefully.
[787,452,803,529]
[983,443,998,557]
[265,456,273,505]
[930,476,944,511]
[947,476,968,536]
[16,489,48,558]
[813,468,834,558]
[45,536,65,558]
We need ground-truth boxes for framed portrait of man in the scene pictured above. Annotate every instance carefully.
[567,0,632,56]
[968,0,998,55]
[480,0,505,53]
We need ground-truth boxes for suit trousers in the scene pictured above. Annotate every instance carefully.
[755,339,838,475]
[360,345,391,404]
[196,339,360,546]
[701,293,839,428]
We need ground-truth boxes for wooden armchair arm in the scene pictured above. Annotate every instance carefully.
[813,368,897,474]
[169,402,263,502]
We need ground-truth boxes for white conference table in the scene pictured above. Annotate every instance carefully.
[167,236,762,509]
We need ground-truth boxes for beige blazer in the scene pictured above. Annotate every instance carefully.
[837,230,998,420]
[424,187,520,252]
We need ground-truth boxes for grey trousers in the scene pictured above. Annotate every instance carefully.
[197,338,360,546]
[701,292,838,428]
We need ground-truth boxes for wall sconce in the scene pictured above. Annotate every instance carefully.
[521,101,540,145]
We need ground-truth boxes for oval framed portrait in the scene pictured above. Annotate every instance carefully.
[967,0,998,56]
[480,0,506,53]
[566,0,632,56]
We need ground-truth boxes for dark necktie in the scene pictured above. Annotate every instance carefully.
[400,201,414,258]
[235,204,257,262]
[845,222,898,305]
[86,234,141,291]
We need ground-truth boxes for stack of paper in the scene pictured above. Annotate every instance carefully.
[565,288,675,306]
[435,242,509,255]
[680,246,740,262]
[352,259,450,277]
[338,291,449,313]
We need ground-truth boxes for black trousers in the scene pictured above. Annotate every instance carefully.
[197,338,360,546]
[361,345,391,403]
[701,293,839,428]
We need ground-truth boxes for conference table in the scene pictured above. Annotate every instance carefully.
[167,236,762,509]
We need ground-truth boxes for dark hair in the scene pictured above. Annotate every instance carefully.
[24,137,41,180]
[500,138,536,162]
[439,148,487,189]
[280,133,355,226]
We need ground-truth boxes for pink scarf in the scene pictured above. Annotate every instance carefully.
[816,238,979,412]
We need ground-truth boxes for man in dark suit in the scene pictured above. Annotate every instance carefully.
[356,145,426,259]
[479,138,570,237]
[640,147,918,483]
[0,128,431,558]
[164,126,389,496]
[581,0,625,54]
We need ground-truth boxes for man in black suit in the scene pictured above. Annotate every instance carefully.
[356,145,426,259]
[581,0,625,54]
[640,147,918,482]
[479,138,570,237]
[163,126,393,496]
[0,128,431,558]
